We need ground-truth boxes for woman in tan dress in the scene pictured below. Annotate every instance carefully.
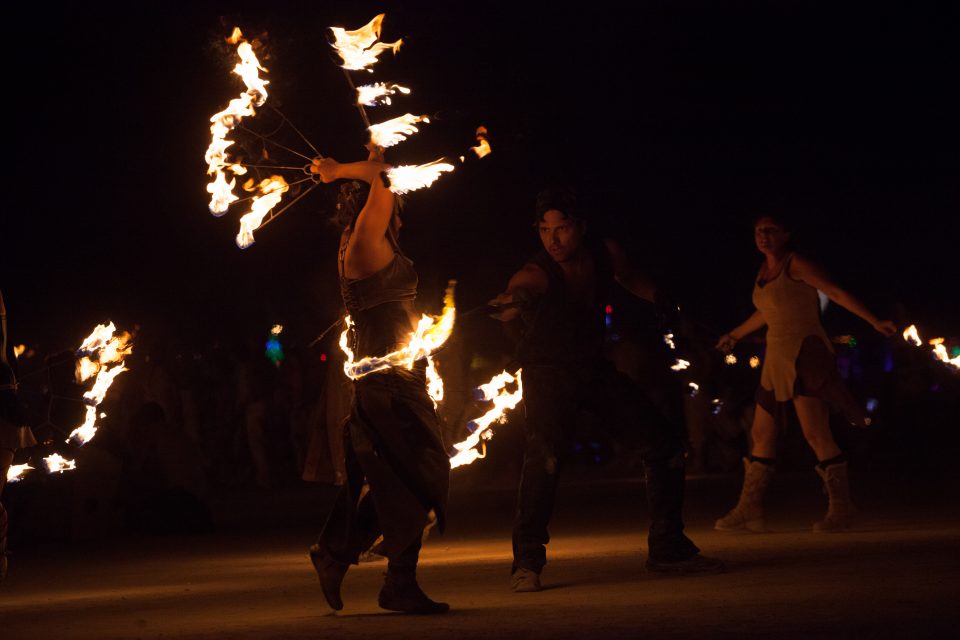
[714,215,896,532]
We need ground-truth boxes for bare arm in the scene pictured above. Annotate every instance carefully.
[716,310,767,352]
[789,255,897,336]
[488,264,549,322]
[605,238,656,302]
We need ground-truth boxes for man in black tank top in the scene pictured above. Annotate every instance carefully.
[490,188,724,592]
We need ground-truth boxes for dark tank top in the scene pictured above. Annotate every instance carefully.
[517,239,613,367]
[339,227,419,359]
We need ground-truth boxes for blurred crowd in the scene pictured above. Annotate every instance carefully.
[4,303,958,546]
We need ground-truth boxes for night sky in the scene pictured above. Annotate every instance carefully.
[5,1,958,356]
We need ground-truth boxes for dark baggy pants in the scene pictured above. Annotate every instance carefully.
[513,363,699,573]
[317,368,449,570]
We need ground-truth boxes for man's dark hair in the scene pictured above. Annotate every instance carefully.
[535,186,584,224]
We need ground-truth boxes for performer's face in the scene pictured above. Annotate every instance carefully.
[754,216,789,256]
[538,209,584,263]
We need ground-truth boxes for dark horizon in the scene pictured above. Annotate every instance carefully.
[5,1,958,354]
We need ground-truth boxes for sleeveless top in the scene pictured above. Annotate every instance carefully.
[517,239,613,367]
[339,227,419,360]
[752,253,833,401]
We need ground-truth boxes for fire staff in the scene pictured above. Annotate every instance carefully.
[490,187,724,592]
[306,149,450,614]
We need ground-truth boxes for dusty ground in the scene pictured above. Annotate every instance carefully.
[2,470,959,639]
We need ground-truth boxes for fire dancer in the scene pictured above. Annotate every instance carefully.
[1,290,37,581]
[490,188,724,593]
[714,214,896,532]
[306,148,450,614]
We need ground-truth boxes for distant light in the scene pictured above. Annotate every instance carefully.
[725,354,737,365]
[749,356,760,369]
[320,353,328,362]
[865,398,878,413]
[13,344,26,358]
[711,398,723,415]
[271,324,283,336]
[605,304,613,314]
[663,333,676,350]
[671,359,690,371]
[687,382,700,397]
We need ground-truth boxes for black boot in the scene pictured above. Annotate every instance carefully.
[309,544,349,610]
[378,569,449,614]
[644,456,725,574]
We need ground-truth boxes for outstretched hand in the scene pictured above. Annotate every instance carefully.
[715,334,737,353]
[873,319,897,337]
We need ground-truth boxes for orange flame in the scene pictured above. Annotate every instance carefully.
[356,82,411,106]
[471,126,492,158]
[68,323,132,446]
[902,324,922,347]
[749,356,760,369]
[724,354,738,365]
[386,159,456,194]
[449,369,523,469]
[369,114,430,148]
[205,28,270,217]
[236,176,290,248]
[340,282,456,379]
[426,356,444,408]
[6,463,33,483]
[330,14,403,72]
[42,454,77,474]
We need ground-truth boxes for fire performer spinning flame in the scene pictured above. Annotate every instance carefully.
[306,149,450,615]
[0,290,38,581]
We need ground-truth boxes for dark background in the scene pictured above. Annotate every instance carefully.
[5,0,958,355]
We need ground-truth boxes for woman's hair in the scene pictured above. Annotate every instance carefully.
[752,211,795,233]
[329,180,369,230]
[328,179,405,231]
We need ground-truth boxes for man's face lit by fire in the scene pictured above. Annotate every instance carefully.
[538,209,584,263]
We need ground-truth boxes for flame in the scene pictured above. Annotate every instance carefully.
[205,28,270,216]
[68,322,132,446]
[931,342,960,369]
[42,454,77,474]
[6,463,33,483]
[368,114,430,148]
[671,359,690,371]
[724,354,738,365]
[386,159,456,195]
[236,176,290,248]
[340,282,456,379]
[449,369,523,469]
[426,356,444,408]
[749,356,760,369]
[330,14,403,72]
[356,82,411,106]
[902,324,922,347]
